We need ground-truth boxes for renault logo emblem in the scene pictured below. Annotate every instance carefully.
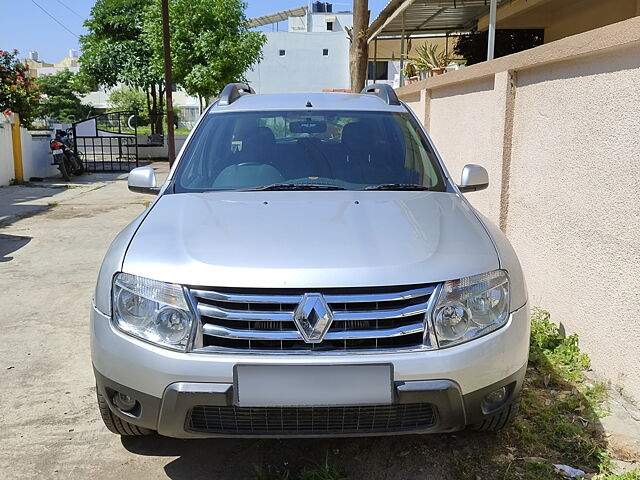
[293,293,334,343]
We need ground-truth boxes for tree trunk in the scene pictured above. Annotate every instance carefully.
[150,85,158,135]
[145,88,152,133]
[349,0,370,93]
[158,84,165,135]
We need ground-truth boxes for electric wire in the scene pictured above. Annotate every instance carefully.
[30,0,79,38]
[53,0,85,20]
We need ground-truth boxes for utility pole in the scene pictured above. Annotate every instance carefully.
[161,0,176,165]
[487,0,497,60]
[349,0,370,92]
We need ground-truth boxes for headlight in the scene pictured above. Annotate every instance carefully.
[431,270,509,348]
[112,273,194,351]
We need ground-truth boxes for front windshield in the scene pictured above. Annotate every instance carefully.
[174,110,446,192]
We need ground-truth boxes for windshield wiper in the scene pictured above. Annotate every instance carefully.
[364,183,432,191]
[243,183,346,191]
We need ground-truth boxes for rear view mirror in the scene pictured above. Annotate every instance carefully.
[458,164,489,193]
[128,166,159,195]
[289,120,327,134]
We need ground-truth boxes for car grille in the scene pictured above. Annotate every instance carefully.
[186,403,437,435]
[189,284,438,352]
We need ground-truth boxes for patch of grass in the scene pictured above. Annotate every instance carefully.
[47,201,59,207]
[9,179,33,187]
[597,471,640,480]
[299,463,347,480]
[250,460,346,480]
[251,465,290,480]
[136,125,192,136]
[529,308,591,383]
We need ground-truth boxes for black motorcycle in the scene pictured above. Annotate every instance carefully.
[50,129,84,181]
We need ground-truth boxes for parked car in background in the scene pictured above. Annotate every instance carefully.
[91,83,529,438]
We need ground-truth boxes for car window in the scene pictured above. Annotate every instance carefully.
[174,110,445,192]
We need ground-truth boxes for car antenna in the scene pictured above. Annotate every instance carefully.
[306,100,313,108]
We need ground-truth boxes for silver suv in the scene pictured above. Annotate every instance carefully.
[91,83,529,438]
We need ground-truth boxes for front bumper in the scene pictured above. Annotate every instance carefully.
[91,303,529,438]
[95,362,526,438]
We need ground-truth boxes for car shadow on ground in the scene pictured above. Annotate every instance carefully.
[122,430,477,480]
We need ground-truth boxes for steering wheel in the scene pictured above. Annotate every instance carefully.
[296,137,334,178]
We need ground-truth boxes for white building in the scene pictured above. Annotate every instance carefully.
[245,3,353,94]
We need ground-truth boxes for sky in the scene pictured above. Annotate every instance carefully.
[0,0,389,63]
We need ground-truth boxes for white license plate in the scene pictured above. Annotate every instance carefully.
[234,364,393,407]
[52,151,63,160]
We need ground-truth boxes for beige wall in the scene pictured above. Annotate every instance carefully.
[397,17,640,404]
[369,36,462,61]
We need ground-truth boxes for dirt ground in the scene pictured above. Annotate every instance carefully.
[0,165,636,480]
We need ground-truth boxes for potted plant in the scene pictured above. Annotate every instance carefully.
[411,43,451,77]
[403,62,418,84]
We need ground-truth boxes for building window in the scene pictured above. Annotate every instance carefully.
[279,49,285,56]
[367,61,389,81]
[326,21,333,31]
[322,49,329,56]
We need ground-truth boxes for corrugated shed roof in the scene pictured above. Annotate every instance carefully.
[369,0,509,39]
[248,6,308,28]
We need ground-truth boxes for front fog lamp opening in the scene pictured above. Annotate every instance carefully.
[481,382,515,413]
[112,391,139,414]
[484,387,506,405]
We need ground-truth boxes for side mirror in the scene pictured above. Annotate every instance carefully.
[458,164,489,193]
[128,166,159,195]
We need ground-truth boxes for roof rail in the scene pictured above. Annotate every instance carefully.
[218,83,255,106]
[360,83,400,106]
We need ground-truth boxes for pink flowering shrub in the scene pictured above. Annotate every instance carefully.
[0,49,40,126]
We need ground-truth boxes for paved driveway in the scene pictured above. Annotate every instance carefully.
[0,167,525,479]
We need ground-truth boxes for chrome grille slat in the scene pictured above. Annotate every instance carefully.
[191,285,435,305]
[197,302,427,322]
[201,322,424,340]
[197,304,293,322]
[190,283,437,353]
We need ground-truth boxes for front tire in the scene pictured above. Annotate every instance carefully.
[97,391,155,436]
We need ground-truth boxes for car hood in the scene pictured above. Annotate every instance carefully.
[123,191,498,288]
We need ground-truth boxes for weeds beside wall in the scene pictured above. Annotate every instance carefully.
[397,16,640,405]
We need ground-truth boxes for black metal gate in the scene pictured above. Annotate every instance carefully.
[72,111,139,172]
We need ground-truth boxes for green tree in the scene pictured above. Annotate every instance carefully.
[34,70,92,123]
[108,86,149,126]
[143,0,265,111]
[108,86,146,112]
[453,29,544,66]
[79,0,165,133]
[0,49,40,126]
